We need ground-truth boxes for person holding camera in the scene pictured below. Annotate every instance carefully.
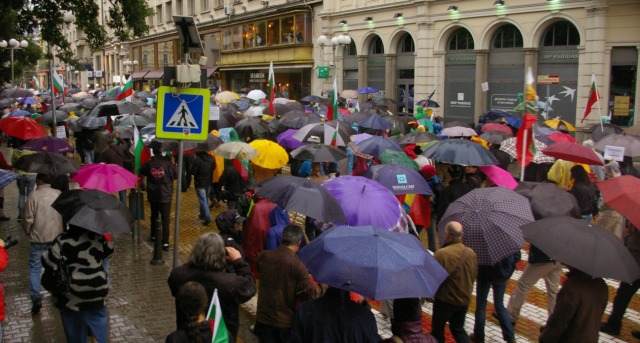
[23,173,63,314]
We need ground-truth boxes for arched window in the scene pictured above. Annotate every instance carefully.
[493,24,523,49]
[345,40,357,56]
[448,28,474,51]
[399,33,415,53]
[370,36,384,55]
[542,21,580,47]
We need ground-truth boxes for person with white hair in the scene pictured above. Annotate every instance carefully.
[582,139,605,181]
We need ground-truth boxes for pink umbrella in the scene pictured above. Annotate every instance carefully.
[481,123,513,135]
[479,165,518,190]
[71,163,138,193]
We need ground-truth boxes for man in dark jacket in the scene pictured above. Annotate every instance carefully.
[189,151,216,225]
[140,148,177,250]
[540,267,608,342]
[215,209,246,258]
[101,135,128,205]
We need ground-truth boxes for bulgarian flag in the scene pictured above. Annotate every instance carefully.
[52,72,65,95]
[117,75,134,101]
[267,61,276,115]
[32,76,40,90]
[580,72,600,123]
[131,126,151,177]
[327,76,338,121]
[516,68,539,171]
[207,289,229,343]
[330,121,339,147]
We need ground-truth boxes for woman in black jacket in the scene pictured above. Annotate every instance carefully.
[568,165,600,222]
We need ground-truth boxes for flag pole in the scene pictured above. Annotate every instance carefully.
[593,72,604,131]
[520,129,527,182]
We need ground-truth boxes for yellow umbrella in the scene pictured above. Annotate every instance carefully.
[214,91,240,103]
[544,119,576,132]
[249,139,289,169]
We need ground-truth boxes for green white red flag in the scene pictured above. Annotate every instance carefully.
[207,289,229,343]
[117,75,134,101]
[327,76,338,121]
[52,72,65,95]
[580,72,600,123]
[516,68,539,169]
[267,61,275,115]
[131,126,151,177]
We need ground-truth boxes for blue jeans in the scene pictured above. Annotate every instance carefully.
[196,187,211,222]
[29,243,50,301]
[17,174,36,219]
[118,190,127,206]
[83,150,94,164]
[60,306,108,343]
[474,279,515,342]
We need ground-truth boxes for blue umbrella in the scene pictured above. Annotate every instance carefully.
[20,97,38,105]
[478,109,510,123]
[298,225,449,300]
[356,136,403,157]
[9,109,30,117]
[363,164,433,196]
[356,86,379,94]
[504,115,522,129]
[0,170,19,189]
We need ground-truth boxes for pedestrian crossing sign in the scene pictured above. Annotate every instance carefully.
[156,86,210,140]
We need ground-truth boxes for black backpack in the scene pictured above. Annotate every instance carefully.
[236,193,254,218]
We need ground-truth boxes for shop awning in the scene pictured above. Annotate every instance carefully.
[206,67,218,78]
[219,64,313,71]
[143,69,165,80]
[131,70,148,80]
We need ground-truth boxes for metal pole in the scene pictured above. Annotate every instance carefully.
[10,49,14,83]
[332,45,337,84]
[50,46,58,136]
[173,141,184,268]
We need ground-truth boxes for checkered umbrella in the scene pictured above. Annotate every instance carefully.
[437,187,534,265]
[499,137,555,164]
[0,170,19,189]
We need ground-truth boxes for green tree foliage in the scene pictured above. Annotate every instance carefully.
[0,0,152,84]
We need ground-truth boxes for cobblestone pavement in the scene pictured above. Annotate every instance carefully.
[1,145,639,342]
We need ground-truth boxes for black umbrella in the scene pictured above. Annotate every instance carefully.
[12,151,79,176]
[88,100,141,117]
[290,144,348,163]
[515,182,581,219]
[0,99,14,108]
[521,217,640,283]
[77,115,108,129]
[479,130,512,144]
[358,114,393,131]
[185,134,224,152]
[136,91,154,99]
[284,101,305,112]
[254,175,347,223]
[58,103,83,113]
[234,117,270,141]
[114,114,150,127]
[281,111,322,129]
[397,131,440,145]
[444,120,473,128]
[80,98,98,110]
[267,118,288,137]
[51,189,134,234]
[375,98,397,106]
[293,121,356,146]
[422,139,498,166]
[40,110,69,124]
[114,126,134,140]
[478,109,510,124]
[382,115,409,134]
[140,108,157,120]
[300,95,326,103]
[216,108,238,129]
[2,88,33,98]
[590,123,623,142]
[343,110,373,124]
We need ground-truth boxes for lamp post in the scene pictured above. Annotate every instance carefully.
[122,59,138,78]
[0,38,29,85]
[316,34,351,93]
[49,11,75,135]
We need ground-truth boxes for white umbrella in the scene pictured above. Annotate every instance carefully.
[247,89,267,101]
[245,106,267,117]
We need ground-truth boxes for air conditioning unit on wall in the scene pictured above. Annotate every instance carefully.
[224,5,234,15]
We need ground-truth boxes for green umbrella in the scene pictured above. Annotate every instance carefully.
[378,149,419,170]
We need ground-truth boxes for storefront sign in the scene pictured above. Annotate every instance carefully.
[538,50,579,64]
[317,66,329,79]
[491,94,519,109]
[446,53,476,65]
[87,71,94,78]
[538,75,560,85]
[94,71,103,78]
[449,93,472,108]
[113,75,121,83]
[614,96,630,116]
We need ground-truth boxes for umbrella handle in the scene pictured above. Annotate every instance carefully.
[406,215,419,236]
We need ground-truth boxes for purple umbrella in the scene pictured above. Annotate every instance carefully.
[363,164,433,196]
[277,129,306,149]
[356,136,403,157]
[19,136,74,154]
[9,109,30,117]
[322,176,407,232]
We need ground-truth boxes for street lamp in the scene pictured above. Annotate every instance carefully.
[122,59,139,77]
[0,38,29,85]
[316,34,351,85]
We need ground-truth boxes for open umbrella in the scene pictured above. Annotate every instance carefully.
[298,225,449,300]
[356,136,403,157]
[397,132,440,145]
[375,98,397,106]
[0,116,47,140]
[192,134,224,152]
[87,101,141,117]
[542,142,604,166]
[51,189,135,234]
[341,89,358,99]
[290,144,347,163]
[480,123,512,135]
[214,91,240,103]
[246,89,267,101]
[18,136,74,153]
[234,117,270,141]
[437,187,534,265]
[379,150,419,170]
[8,109,31,117]
[478,109,509,123]
[423,139,498,166]
[248,139,289,169]
[71,163,138,193]
[323,176,406,232]
[80,98,98,110]
[416,99,440,108]
[255,176,346,223]
[58,103,83,113]
[280,111,322,129]
[364,164,432,196]
[521,217,640,283]
[499,137,555,164]
[214,142,259,159]
[114,114,150,127]
[276,129,306,149]
[479,131,512,144]
[441,126,478,137]
[0,170,19,189]
[293,121,355,146]
[357,86,379,94]
[358,114,393,131]
[591,123,623,141]
[624,124,640,137]
[300,95,326,103]
[12,151,79,176]
[40,110,69,124]
[594,134,640,157]
[77,115,108,129]
[515,182,581,219]
[597,175,640,229]
[478,165,517,190]
[544,118,575,131]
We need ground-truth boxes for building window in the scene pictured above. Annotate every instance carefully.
[165,2,172,22]
[176,0,183,15]
[221,12,311,51]
[215,0,223,8]
[202,0,209,10]
[156,5,163,24]
[370,36,384,55]
[542,21,580,47]
[345,41,357,56]
[399,34,415,53]
[448,28,474,51]
[493,24,523,49]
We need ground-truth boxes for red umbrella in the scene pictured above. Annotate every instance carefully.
[481,123,512,135]
[547,132,577,144]
[542,142,604,166]
[0,116,47,140]
[597,175,640,229]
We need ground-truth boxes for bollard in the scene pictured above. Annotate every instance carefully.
[150,217,164,265]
